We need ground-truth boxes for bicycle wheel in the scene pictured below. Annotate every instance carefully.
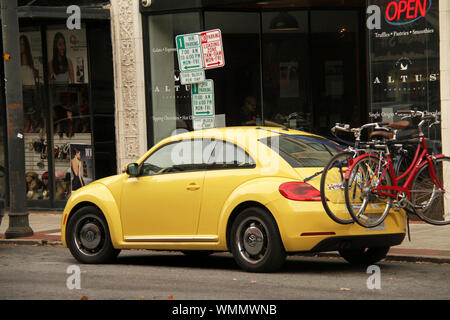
[410,157,450,225]
[344,155,392,228]
[320,151,355,224]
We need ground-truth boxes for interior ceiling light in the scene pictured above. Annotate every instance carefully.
[270,11,299,31]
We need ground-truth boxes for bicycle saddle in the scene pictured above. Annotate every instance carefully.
[386,120,410,130]
[369,131,394,140]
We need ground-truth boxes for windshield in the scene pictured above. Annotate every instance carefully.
[260,134,341,168]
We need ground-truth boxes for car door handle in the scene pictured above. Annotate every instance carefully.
[186,182,200,191]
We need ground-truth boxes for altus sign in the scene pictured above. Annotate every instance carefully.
[367,0,432,29]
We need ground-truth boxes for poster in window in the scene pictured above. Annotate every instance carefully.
[279,62,299,98]
[19,30,44,85]
[47,26,89,84]
[69,144,94,192]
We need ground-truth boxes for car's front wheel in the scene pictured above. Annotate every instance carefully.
[66,206,120,264]
[230,207,286,272]
[338,247,390,266]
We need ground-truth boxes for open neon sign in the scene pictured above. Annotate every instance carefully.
[385,0,432,25]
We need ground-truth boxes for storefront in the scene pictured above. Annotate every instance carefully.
[140,0,442,150]
[0,2,116,209]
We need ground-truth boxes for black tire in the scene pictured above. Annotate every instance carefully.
[410,157,450,225]
[66,206,121,264]
[344,155,392,228]
[339,246,390,266]
[320,151,355,225]
[230,207,286,273]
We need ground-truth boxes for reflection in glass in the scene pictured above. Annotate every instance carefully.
[21,29,49,201]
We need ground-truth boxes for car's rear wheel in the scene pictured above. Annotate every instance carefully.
[338,246,390,266]
[66,206,120,264]
[230,207,286,272]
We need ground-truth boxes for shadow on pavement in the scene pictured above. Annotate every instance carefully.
[107,251,398,274]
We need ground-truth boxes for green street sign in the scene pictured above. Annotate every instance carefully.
[175,33,204,71]
[191,79,215,117]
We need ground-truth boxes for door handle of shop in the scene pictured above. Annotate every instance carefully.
[186,182,200,191]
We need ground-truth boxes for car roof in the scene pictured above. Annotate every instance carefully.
[161,126,317,143]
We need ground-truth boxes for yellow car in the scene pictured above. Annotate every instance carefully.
[61,127,406,272]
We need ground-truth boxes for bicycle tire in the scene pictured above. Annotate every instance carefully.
[320,151,355,225]
[343,155,392,228]
[410,156,450,225]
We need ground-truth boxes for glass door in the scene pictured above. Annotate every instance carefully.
[310,10,363,137]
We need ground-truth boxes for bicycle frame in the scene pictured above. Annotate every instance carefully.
[346,136,445,201]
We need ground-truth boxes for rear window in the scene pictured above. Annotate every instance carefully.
[259,135,340,168]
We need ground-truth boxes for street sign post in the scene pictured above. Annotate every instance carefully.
[175,30,225,129]
[193,116,215,130]
[191,79,215,117]
[175,29,225,77]
[200,29,225,70]
[180,69,205,85]
[175,33,204,71]
[191,79,215,130]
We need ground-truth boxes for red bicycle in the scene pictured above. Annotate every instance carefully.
[343,110,450,228]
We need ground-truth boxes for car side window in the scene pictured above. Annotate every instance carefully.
[140,139,215,176]
[208,140,256,169]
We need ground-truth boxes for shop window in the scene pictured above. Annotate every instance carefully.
[19,25,94,204]
[47,25,92,199]
[20,28,49,201]
[205,12,262,127]
[368,0,441,149]
[310,10,360,136]
[261,11,309,131]
[148,12,201,145]
[0,92,5,202]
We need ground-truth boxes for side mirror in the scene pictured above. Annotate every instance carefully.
[125,163,140,176]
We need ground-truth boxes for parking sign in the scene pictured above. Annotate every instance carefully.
[200,29,225,70]
[191,79,215,117]
[175,33,204,71]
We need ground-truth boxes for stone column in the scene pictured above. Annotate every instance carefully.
[439,1,450,220]
[110,0,147,172]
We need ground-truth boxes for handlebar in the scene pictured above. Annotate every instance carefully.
[332,122,388,134]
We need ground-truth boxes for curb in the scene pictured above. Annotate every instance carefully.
[296,252,450,265]
[0,239,62,246]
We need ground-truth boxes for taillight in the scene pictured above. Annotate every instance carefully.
[279,182,321,201]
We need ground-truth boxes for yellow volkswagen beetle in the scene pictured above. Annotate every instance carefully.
[61,127,406,272]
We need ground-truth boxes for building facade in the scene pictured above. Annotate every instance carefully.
[0,1,116,209]
[1,0,449,210]
[130,0,448,170]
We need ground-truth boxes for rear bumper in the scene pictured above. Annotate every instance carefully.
[265,197,407,253]
[303,233,405,253]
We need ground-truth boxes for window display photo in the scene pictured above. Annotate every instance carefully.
[69,144,94,193]
[47,26,88,85]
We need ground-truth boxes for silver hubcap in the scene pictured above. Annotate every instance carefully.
[236,217,269,264]
[79,223,101,250]
[74,215,105,255]
[243,225,264,256]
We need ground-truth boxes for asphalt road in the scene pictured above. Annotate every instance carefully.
[1,244,450,300]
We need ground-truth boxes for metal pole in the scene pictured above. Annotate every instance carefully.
[1,0,33,238]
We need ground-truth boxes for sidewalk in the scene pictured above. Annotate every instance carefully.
[1,212,450,264]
